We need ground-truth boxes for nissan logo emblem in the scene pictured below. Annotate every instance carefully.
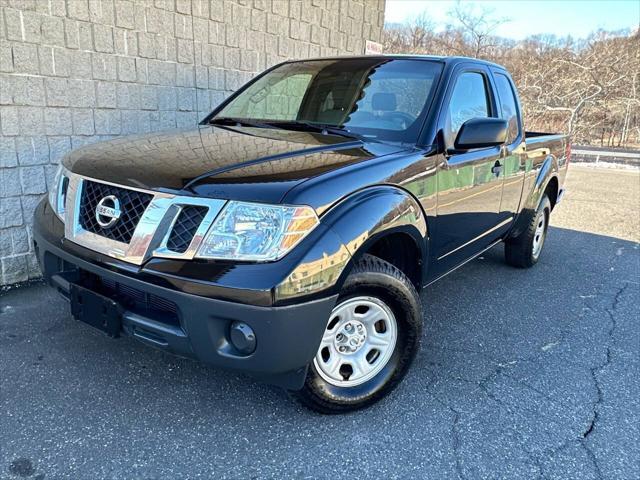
[95,195,122,228]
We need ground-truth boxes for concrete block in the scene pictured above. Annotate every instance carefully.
[44,108,73,135]
[21,10,43,43]
[0,106,20,136]
[176,111,197,128]
[91,53,117,80]
[0,197,23,228]
[0,168,21,197]
[4,8,23,41]
[139,85,158,110]
[11,76,46,106]
[138,32,157,59]
[38,46,68,77]
[12,43,39,74]
[67,79,96,108]
[68,0,91,21]
[0,230,11,258]
[18,107,45,135]
[10,227,30,254]
[175,14,194,39]
[41,15,65,46]
[177,87,195,111]
[94,109,121,134]
[48,136,72,163]
[117,56,137,82]
[115,0,135,29]
[20,166,47,194]
[69,50,93,79]
[0,46,14,73]
[71,108,95,135]
[93,24,115,53]
[20,194,43,224]
[44,77,69,106]
[1,255,29,284]
[208,67,225,90]
[16,136,49,166]
[157,86,177,110]
[96,82,117,108]
[177,38,194,63]
[64,19,80,49]
[176,63,195,87]
[0,138,18,168]
[116,83,141,109]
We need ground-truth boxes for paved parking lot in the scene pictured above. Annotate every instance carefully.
[1,165,639,479]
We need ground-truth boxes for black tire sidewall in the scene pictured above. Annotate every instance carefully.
[302,260,422,411]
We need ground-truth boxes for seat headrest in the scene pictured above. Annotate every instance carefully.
[372,92,397,112]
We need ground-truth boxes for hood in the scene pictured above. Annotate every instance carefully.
[63,126,405,204]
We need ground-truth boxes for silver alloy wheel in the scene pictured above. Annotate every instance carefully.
[532,209,547,259]
[313,296,398,387]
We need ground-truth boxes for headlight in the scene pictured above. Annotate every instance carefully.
[48,164,69,221]
[196,201,319,261]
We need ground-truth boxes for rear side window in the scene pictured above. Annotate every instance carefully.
[447,72,490,141]
[494,73,520,143]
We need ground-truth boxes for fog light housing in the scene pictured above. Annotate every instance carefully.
[229,321,256,355]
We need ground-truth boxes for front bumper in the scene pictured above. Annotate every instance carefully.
[33,201,337,390]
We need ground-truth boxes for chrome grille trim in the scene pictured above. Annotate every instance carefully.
[63,172,226,266]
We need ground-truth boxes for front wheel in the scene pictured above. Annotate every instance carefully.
[290,254,423,414]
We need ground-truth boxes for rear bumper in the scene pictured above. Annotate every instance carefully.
[33,201,337,390]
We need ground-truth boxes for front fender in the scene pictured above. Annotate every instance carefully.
[274,186,427,304]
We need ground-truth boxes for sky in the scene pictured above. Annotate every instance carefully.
[384,0,640,40]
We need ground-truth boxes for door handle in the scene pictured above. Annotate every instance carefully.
[491,161,503,176]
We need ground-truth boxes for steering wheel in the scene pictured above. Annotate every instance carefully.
[384,111,416,129]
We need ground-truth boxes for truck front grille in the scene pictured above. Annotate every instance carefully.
[79,181,153,244]
[166,205,209,253]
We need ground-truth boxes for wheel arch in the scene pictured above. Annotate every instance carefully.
[322,185,429,291]
[509,154,559,239]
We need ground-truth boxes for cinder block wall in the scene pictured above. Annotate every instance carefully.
[0,0,385,285]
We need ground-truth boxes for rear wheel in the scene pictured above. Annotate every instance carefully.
[290,254,422,414]
[505,195,551,268]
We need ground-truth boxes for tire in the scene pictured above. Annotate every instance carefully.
[505,195,551,268]
[290,254,423,414]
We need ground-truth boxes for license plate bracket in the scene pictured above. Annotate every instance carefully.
[70,284,123,338]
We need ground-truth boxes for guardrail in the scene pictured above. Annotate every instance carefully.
[571,145,640,166]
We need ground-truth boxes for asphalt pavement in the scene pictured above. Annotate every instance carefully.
[1,165,639,479]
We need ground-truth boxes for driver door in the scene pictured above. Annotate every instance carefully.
[432,66,507,273]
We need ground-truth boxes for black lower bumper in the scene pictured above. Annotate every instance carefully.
[33,220,337,390]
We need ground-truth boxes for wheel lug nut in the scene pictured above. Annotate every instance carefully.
[345,323,353,332]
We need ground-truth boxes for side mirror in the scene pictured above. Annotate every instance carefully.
[454,118,508,150]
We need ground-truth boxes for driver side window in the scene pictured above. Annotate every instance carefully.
[447,72,490,142]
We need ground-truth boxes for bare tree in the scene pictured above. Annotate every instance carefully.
[383,9,640,148]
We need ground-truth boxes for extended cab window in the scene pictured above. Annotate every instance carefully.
[447,72,490,142]
[214,59,443,143]
[494,73,520,143]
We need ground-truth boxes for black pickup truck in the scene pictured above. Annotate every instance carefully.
[34,56,569,413]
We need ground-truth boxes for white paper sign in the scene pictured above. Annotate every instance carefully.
[365,40,383,55]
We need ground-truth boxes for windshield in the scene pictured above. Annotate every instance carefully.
[213,58,443,143]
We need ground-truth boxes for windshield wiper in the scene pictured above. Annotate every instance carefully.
[209,117,275,129]
[269,121,360,139]
[211,117,361,140]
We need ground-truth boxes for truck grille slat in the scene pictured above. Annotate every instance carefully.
[166,205,209,253]
[79,181,153,244]
[87,273,180,327]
